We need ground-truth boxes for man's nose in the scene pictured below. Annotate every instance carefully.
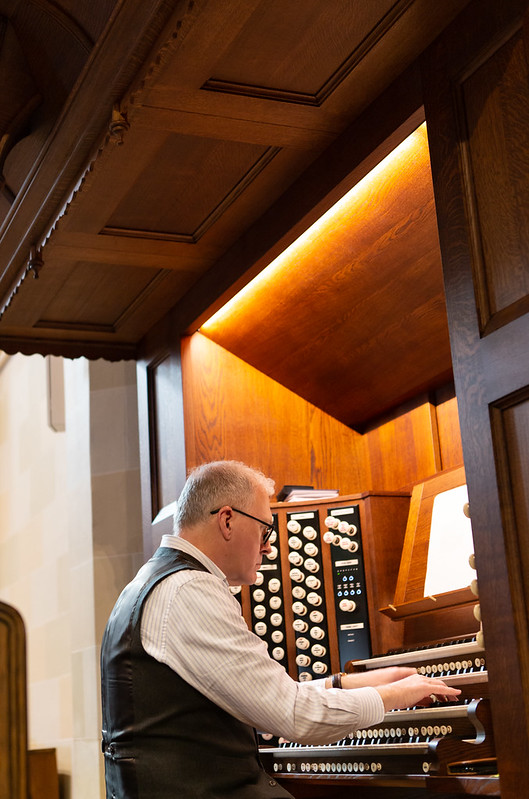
[261,537,272,554]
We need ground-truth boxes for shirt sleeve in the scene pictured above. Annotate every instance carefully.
[141,569,384,744]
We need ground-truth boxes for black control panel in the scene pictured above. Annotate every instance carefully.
[286,510,332,681]
[323,505,371,666]
[244,493,409,681]
[249,515,289,672]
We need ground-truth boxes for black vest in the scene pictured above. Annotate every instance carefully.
[100,547,293,799]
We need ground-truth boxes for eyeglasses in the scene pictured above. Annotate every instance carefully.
[210,507,275,544]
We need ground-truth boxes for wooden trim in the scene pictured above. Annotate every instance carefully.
[0,601,28,799]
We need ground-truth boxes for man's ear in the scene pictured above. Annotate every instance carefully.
[217,506,233,542]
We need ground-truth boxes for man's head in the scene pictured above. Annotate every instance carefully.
[173,460,275,584]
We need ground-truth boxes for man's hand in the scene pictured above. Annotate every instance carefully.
[375,673,461,712]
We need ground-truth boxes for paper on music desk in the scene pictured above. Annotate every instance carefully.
[423,484,475,596]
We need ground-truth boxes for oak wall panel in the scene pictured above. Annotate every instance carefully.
[461,25,529,333]
[435,391,464,470]
[181,333,370,495]
[182,333,464,497]
[494,392,529,623]
[365,397,442,491]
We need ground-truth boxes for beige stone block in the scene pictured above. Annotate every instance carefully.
[89,385,140,475]
[56,736,73,776]
[70,562,96,652]
[67,490,94,568]
[29,677,61,744]
[28,453,58,519]
[0,395,7,445]
[93,553,141,641]
[56,553,72,610]
[25,515,45,572]
[29,561,59,628]
[27,624,47,682]
[89,359,136,392]
[72,738,105,799]
[71,646,100,740]
[42,615,72,681]
[1,532,22,577]
[40,504,69,561]
[59,673,74,740]
[91,469,142,554]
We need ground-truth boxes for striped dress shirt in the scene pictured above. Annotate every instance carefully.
[141,534,384,745]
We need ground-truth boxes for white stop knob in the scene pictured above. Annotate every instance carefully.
[287,519,301,533]
[288,536,302,550]
[293,619,308,633]
[289,568,304,582]
[292,601,307,616]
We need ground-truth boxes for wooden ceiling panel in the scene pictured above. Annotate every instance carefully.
[104,133,279,242]
[202,0,400,102]
[35,261,167,330]
[201,124,452,428]
[0,258,197,348]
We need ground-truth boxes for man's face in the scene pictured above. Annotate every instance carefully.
[227,485,273,585]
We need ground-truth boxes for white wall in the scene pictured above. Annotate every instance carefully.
[0,353,142,799]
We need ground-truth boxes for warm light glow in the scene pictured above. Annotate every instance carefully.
[201,123,427,333]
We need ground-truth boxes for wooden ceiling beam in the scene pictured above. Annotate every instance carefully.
[133,105,339,150]
[42,235,220,271]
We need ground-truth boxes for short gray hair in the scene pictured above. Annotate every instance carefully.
[173,460,275,531]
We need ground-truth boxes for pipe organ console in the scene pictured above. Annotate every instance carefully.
[238,471,499,797]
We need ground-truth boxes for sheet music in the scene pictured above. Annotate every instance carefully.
[423,484,475,596]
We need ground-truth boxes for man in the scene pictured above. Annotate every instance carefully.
[101,460,459,798]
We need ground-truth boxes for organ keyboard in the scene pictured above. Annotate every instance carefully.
[353,636,488,690]
[260,698,495,779]
[259,639,497,793]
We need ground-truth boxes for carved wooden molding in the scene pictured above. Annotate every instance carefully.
[26,245,43,278]
[0,2,201,318]
[0,333,137,360]
[109,104,130,145]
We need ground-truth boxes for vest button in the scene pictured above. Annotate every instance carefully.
[268,779,277,786]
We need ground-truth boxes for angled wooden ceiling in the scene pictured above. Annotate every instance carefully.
[0,0,470,426]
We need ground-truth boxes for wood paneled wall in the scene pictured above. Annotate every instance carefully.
[181,333,463,494]
[181,332,369,494]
